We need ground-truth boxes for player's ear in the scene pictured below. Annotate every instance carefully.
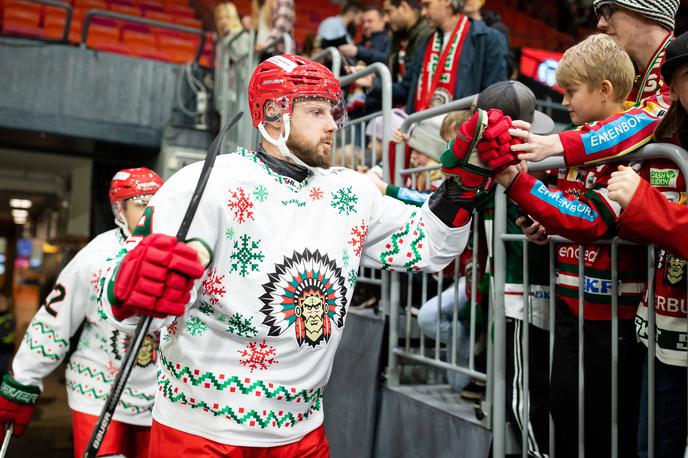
[264,100,283,127]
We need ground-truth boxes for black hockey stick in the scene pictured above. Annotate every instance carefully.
[83,111,244,458]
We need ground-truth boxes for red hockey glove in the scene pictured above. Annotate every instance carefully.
[0,374,40,437]
[440,108,494,202]
[113,233,206,320]
[476,109,522,172]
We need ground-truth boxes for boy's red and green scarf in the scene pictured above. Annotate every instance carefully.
[415,15,471,111]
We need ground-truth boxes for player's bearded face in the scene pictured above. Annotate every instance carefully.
[287,99,338,169]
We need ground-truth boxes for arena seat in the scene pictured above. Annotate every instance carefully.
[163,4,194,18]
[171,15,199,29]
[2,1,43,38]
[158,32,195,63]
[73,0,107,10]
[143,9,171,22]
[109,3,141,16]
[43,6,69,39]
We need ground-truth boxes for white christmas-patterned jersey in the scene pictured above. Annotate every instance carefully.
[101,148,470,447]
[12,228,158,426]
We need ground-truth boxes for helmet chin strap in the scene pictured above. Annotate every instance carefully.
[257,114,322,176]
[114,215,132,238]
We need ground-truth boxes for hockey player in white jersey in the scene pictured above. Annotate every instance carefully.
[98,54,506,456]
[0,167,163,458]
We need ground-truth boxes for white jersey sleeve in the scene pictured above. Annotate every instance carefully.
[13,242,103,389]
[359,177,470,273]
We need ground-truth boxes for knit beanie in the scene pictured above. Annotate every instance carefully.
[407,117,446,162]
[593,0,679,31]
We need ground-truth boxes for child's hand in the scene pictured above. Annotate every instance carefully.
[392,129,410,144]
[516,215,549,245]
[508,120,563,163]
[608,165,641,209]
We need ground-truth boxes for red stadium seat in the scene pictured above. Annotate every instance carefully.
[158,32,196,63]
[109,3,141,16]
[122,27,154,46]
[163,3,194,17]
[143,9,172,22]
[2,1,43,38]
[73,0,107,9]
[44,6,69,39]
[171,15,200,29]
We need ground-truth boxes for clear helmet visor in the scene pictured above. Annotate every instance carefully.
[265,95,348,131]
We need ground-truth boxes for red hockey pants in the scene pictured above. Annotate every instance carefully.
[147,419,330,457]
[71,409,150,458]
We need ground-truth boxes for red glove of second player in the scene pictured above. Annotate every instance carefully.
[476,109,523,172]
[0,374,40,437]
[112,233,206,320]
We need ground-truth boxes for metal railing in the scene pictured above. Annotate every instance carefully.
[337,63,393,311]
[311,47,342,79]
[387,95,484,390]
[490,143,688,458]
[80,9,206,63]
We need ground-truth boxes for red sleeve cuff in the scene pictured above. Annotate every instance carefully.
[559,131,585,167]
[617,178,654,243]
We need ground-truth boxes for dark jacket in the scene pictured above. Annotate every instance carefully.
[371,18,508,112]
[355,30,391,65]
[388,17,433,81]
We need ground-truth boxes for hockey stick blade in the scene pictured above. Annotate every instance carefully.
[83,111,244,458]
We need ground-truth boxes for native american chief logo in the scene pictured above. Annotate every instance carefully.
[664,253,686,285]
[110,330,160,367]
[259,249,348,348]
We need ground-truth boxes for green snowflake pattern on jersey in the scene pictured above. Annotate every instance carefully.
[226,313,258,338]
[342,248,350,267]
[185,316,208,336]
[330,186,358,215]
[229,234,265,277]
[347,269,358,289]
[253,184,269,202]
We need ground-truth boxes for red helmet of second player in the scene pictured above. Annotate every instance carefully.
[109,167,163,205]
[109,167,163,231]
[247,54,347,129]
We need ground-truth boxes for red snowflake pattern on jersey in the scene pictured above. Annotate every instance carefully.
[348,220,368,257]
[238,340,278,373]
[167,319,179,336]
[90,269,101,295]
[227,187,255,224]
[106,359,118,376]
[201,268,227,305]
[309,187,324,201]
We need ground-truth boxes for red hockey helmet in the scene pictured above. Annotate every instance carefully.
[109,167,163,205]
[247,54,346,129]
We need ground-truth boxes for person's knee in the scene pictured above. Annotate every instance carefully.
[417,301,438,335]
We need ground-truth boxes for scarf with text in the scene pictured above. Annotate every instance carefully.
[628,32,672,105]
[415,15,471,111]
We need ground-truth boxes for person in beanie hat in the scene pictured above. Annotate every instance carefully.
[509,0,678,167]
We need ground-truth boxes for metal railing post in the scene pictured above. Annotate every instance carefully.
[311,47,342,79]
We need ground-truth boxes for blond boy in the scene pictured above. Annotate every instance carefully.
[493,34,646,458]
